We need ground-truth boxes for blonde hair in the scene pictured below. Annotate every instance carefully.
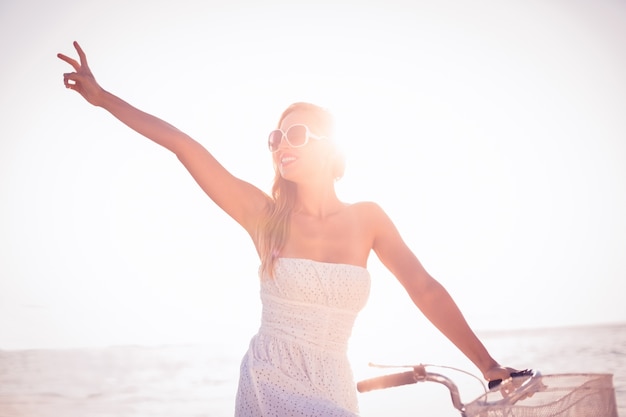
[258,102,345,278]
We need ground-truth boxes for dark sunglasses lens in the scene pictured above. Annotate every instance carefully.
[268,130,282,151]
[286,125,308,147]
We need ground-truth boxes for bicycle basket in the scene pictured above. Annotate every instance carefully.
[464,373,617,417]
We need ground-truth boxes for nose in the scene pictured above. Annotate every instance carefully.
[277,135,289,149]
[275,133,294,152]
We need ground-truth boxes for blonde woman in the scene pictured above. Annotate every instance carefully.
[58,41,518,416]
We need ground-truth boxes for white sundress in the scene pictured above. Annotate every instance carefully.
[235,258,371,416]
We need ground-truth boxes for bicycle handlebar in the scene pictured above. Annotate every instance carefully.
[488,369,535,389]
[357,365,538,414]
[356,369,419,393]
[357,365,465,412]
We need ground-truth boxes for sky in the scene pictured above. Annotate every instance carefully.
[0,0,625,363]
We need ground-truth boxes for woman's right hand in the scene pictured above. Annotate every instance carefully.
[57,41,104,106]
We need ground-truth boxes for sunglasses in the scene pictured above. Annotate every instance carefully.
[267,124,326,152]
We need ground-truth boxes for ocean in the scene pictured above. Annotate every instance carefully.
[0,323,623,417]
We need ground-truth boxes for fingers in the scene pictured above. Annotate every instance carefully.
[63,72,78,90]
[57,53,80,71]
[58,41,93,92]
[57,41,90,71]
[73,41,89,67]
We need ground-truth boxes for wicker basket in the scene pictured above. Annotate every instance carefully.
[464,373,618,417]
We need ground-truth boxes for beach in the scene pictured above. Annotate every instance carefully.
[0,323,623,416]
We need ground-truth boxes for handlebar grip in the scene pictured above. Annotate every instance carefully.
[357,370,418,393]
[488,369,535,389]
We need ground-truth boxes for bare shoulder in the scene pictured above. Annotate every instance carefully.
[347,200,405,245]
[345,201,394,231]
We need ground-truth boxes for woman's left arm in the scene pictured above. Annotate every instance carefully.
[368,202,515,381]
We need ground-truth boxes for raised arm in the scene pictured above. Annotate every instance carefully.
[367,203,517,383]
[58,42,269,237]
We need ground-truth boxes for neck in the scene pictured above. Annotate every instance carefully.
[293,183,343,219]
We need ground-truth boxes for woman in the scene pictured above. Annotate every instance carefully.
[58,41,518,416]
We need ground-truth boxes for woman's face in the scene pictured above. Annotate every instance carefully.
[272,109,334,184]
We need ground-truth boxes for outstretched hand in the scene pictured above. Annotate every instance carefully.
[57,41,103,106]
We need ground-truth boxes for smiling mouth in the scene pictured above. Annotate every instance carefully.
[280,155,297,166]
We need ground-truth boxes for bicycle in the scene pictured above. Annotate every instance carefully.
[357,363,618,417]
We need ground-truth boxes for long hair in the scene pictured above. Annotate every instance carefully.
[258,102,345,278]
